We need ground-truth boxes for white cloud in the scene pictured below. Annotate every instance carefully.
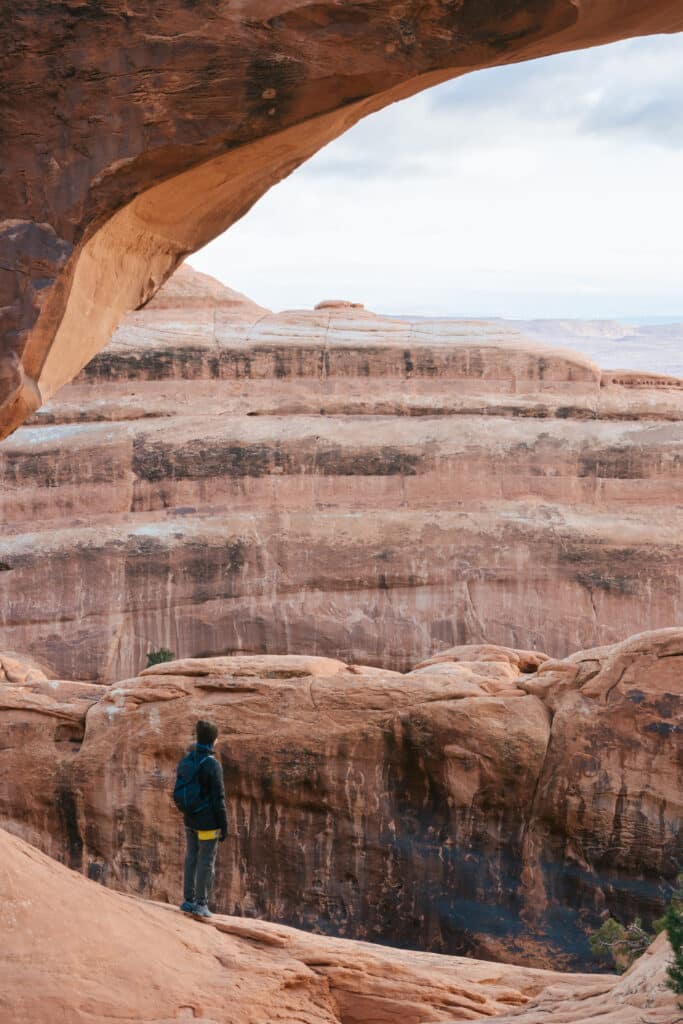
[189,33,683,319]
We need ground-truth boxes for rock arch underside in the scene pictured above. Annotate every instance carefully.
[2,0,683,439]
[2,5,683,1022]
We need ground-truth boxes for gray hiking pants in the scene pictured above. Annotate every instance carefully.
[183,828,219,907]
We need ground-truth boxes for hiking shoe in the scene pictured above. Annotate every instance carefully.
[180,900,196,913]
[192,904,213,920]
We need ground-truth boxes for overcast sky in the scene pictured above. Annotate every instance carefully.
[189,33,683,319]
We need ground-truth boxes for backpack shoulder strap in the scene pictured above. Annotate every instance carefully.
[195,753,215,778]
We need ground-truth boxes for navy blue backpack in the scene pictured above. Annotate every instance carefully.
[173,751,212,814]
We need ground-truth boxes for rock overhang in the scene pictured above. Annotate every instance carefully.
[2,1,683,438]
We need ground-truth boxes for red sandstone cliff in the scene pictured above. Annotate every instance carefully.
[0,268,680,682]
[1,629,680,970]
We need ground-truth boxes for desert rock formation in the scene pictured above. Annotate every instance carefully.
[1,268,681,682]
[5,825,679,1024]
[3,2,683,438]
[1,630,680,970]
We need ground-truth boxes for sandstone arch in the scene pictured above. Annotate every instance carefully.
[2,1,682,439]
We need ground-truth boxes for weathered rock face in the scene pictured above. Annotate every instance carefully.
[1,630,680,970]
[1,268,681,682]
[6,826,678,1024]
[2,2,683,440]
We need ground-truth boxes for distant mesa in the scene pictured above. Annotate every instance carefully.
[145,264,269,316]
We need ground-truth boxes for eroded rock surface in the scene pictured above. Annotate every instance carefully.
[3,2,683,439]
[1,268,681,682]
[1,630,680,969]
[9,825,678,1024]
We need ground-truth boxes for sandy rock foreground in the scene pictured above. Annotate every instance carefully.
[0,826,677,1024]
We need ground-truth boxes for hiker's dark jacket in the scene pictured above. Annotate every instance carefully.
[182,743,229,835]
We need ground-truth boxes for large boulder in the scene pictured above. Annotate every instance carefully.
[522,628,683,941]
[0,631,680,969]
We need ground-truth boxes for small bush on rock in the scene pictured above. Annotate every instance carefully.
[589,875,683,996]
[589,916,653,973]
[664,876,683,1004]
[146,648,175,668]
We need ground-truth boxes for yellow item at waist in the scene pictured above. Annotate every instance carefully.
[197,829,220,841]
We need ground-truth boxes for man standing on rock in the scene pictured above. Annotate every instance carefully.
[173,719,228,919]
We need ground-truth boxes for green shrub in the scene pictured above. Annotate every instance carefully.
[589,916,653,973]
[664,876,683,1004]
[146,647,175,668]
[590,875,683,999]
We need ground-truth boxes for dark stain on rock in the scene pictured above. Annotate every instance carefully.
[463,349,484,378]
[133,437,282,481]
[315,445,421,476]
[578,448,650,479]
[575,571,638,596]
[2,448,124,487]
[54,721,84,746]
[246,53,307,121]
[87,861,108,884]
[644,721,680,737]
[175,539,247,603]
[559,542,642,568]
[219,752,242,791]
[413,352,440,377]
[273,350,289,379]
[257,757,275,802]
[125,529,256,602]
[512,405,550,418]
[81,347,212,382]
[133,436,424,481]
[654,694,680,719]
[123,535,170,580]
[56,786,83,870]
[221,350,253,379]
[268,1,372,36]
[555,406,595,420]
[61,0,114,25]
[495,0,576,49]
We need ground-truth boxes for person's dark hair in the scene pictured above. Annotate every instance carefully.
[196,719,218,746]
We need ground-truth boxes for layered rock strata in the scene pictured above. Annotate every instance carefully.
[1,269,681,682]
[3,2,683,439]
[1,630,680,969]
[5,826,679,1024]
